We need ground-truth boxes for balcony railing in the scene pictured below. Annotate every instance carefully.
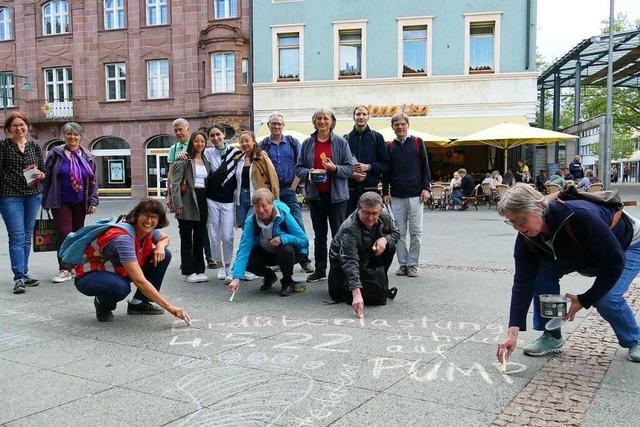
[21,98,77,122]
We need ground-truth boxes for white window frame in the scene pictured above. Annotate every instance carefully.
[396,16,433,78]
[0,7,13,41]
[271,24,304,83]
[332,20,367,80]
[464,11,501,75]
[146,59,169,99]
[104,0,125,30]
[105,63,126,101]
[214,0,237,19]
[42,0,70,36]
[211,52,235,93]
[44,67,73,102]
[146,0,168,26]
[241,58,249,86]
[0,73,15,108]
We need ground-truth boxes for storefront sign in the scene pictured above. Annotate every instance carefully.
[367,104,429,117]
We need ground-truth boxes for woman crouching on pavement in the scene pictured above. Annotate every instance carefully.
[496,184,640,363]
[74,199,190,324]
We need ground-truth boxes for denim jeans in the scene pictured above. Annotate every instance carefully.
[532,244,640,348]
[0,194,43,280]
[236,188,254,228]
[451,190,463,207]
[74,249,172,311]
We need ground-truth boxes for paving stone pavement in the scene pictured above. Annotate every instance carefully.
[1,185,639,426]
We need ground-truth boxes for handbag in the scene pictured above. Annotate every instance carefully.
[33,209,61,252]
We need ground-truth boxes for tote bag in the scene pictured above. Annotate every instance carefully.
[33,209,61,252]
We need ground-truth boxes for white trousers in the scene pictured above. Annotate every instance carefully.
[207,199,235,265]
[391,196,423,267]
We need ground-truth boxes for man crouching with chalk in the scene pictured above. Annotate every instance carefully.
[228,188,309,297]
[328,192,400,317]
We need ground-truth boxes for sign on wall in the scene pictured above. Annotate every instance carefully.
[367,104,429,117]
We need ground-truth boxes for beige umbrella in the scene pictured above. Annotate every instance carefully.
[376,127,450,146]
[449,122,577,172]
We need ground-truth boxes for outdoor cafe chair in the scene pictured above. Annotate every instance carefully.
[480,183,498,209]
[495,184,509,201]
[565,180,576,188]
[587,183,604,192]
[430,184,446,210]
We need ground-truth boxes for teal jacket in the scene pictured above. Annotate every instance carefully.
[232,200,309,279]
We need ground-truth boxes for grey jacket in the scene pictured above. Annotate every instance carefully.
[171,157,213,221]
[329,209,400,291]
[295,131,355,203]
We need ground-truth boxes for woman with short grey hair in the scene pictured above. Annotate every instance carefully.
[496,183,640,363]
[295,108,355,282]
[42,122,99,283]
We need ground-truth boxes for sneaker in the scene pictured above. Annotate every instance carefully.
[196,273,209,282]
[300,261,314,274]
[306,271,326,282]
[13,279,26,294]
[523,332,564,356]
[24,277,40,287]
[94,297,114,322]
[396,266,408,276]
[260,273,278,291]
[186,273,201,283]
[406,266,418,277]
[242,272,258,281]
[628,343,640,362]
[217,267,227,281]
[52,270,73,283]
[280,281,295,297]
[207,260,218,269]
[294,282,306,293]
[127,301,164,315]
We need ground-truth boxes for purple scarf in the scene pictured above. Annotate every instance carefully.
[68,149,95,192]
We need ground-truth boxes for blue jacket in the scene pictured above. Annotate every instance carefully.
[232,200,309,279]
[509,199,634,330]
[344,126,390,191]
[295,131,355,203]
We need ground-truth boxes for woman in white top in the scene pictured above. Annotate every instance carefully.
[202,124,242,281]
[449,171,461,190]
[491,170,503,184]
[171,131,213,283]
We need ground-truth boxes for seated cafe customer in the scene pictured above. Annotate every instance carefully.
[227,189,309,297]
[328,192,400,318]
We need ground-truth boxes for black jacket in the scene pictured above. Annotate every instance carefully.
[460,174,475,197]
[509,199,634,330]
[569,161,584,179]
[382,136,431,198]
[344,126,390,191]
[329,209,400,291]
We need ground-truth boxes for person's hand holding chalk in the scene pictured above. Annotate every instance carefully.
[351,288,364,319]
[372,237,387,256]
[228,279,240,295]
[171,307,192,326]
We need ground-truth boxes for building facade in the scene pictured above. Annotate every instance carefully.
[0,0,251,198]
[252,0,538,175]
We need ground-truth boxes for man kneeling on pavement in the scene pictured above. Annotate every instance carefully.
[228,188,309,297]
[328,192,400,317]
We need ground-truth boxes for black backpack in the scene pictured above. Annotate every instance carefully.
[342,259,398,306]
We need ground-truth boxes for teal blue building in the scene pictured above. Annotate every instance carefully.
[252,0,538,172]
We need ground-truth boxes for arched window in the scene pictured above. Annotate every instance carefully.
[42,0,70,36]
[91,136,131,195]
[0,7,13,40]
[44,139,65,151]
[146,134,176,149]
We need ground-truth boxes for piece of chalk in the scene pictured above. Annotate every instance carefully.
[229,292,236,302]
[500,350,507,373]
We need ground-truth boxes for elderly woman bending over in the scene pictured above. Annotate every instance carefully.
[496,184,640,363]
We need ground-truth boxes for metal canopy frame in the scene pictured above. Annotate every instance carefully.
[538,29,640,92]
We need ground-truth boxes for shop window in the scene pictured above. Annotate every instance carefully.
[91,136,132,196]
[145,134,176,197]
[105,63,126,101]
[42,0,70,36]
[0,7,13,40]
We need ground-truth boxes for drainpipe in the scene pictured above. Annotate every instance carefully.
[525,0,531,69]
[248,0,254,131]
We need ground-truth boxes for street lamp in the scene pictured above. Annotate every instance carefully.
[0,72,34,118]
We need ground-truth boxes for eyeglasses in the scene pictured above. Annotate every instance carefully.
[10,123,27,129]
[360,209,381,218]
[504,216,527,228]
